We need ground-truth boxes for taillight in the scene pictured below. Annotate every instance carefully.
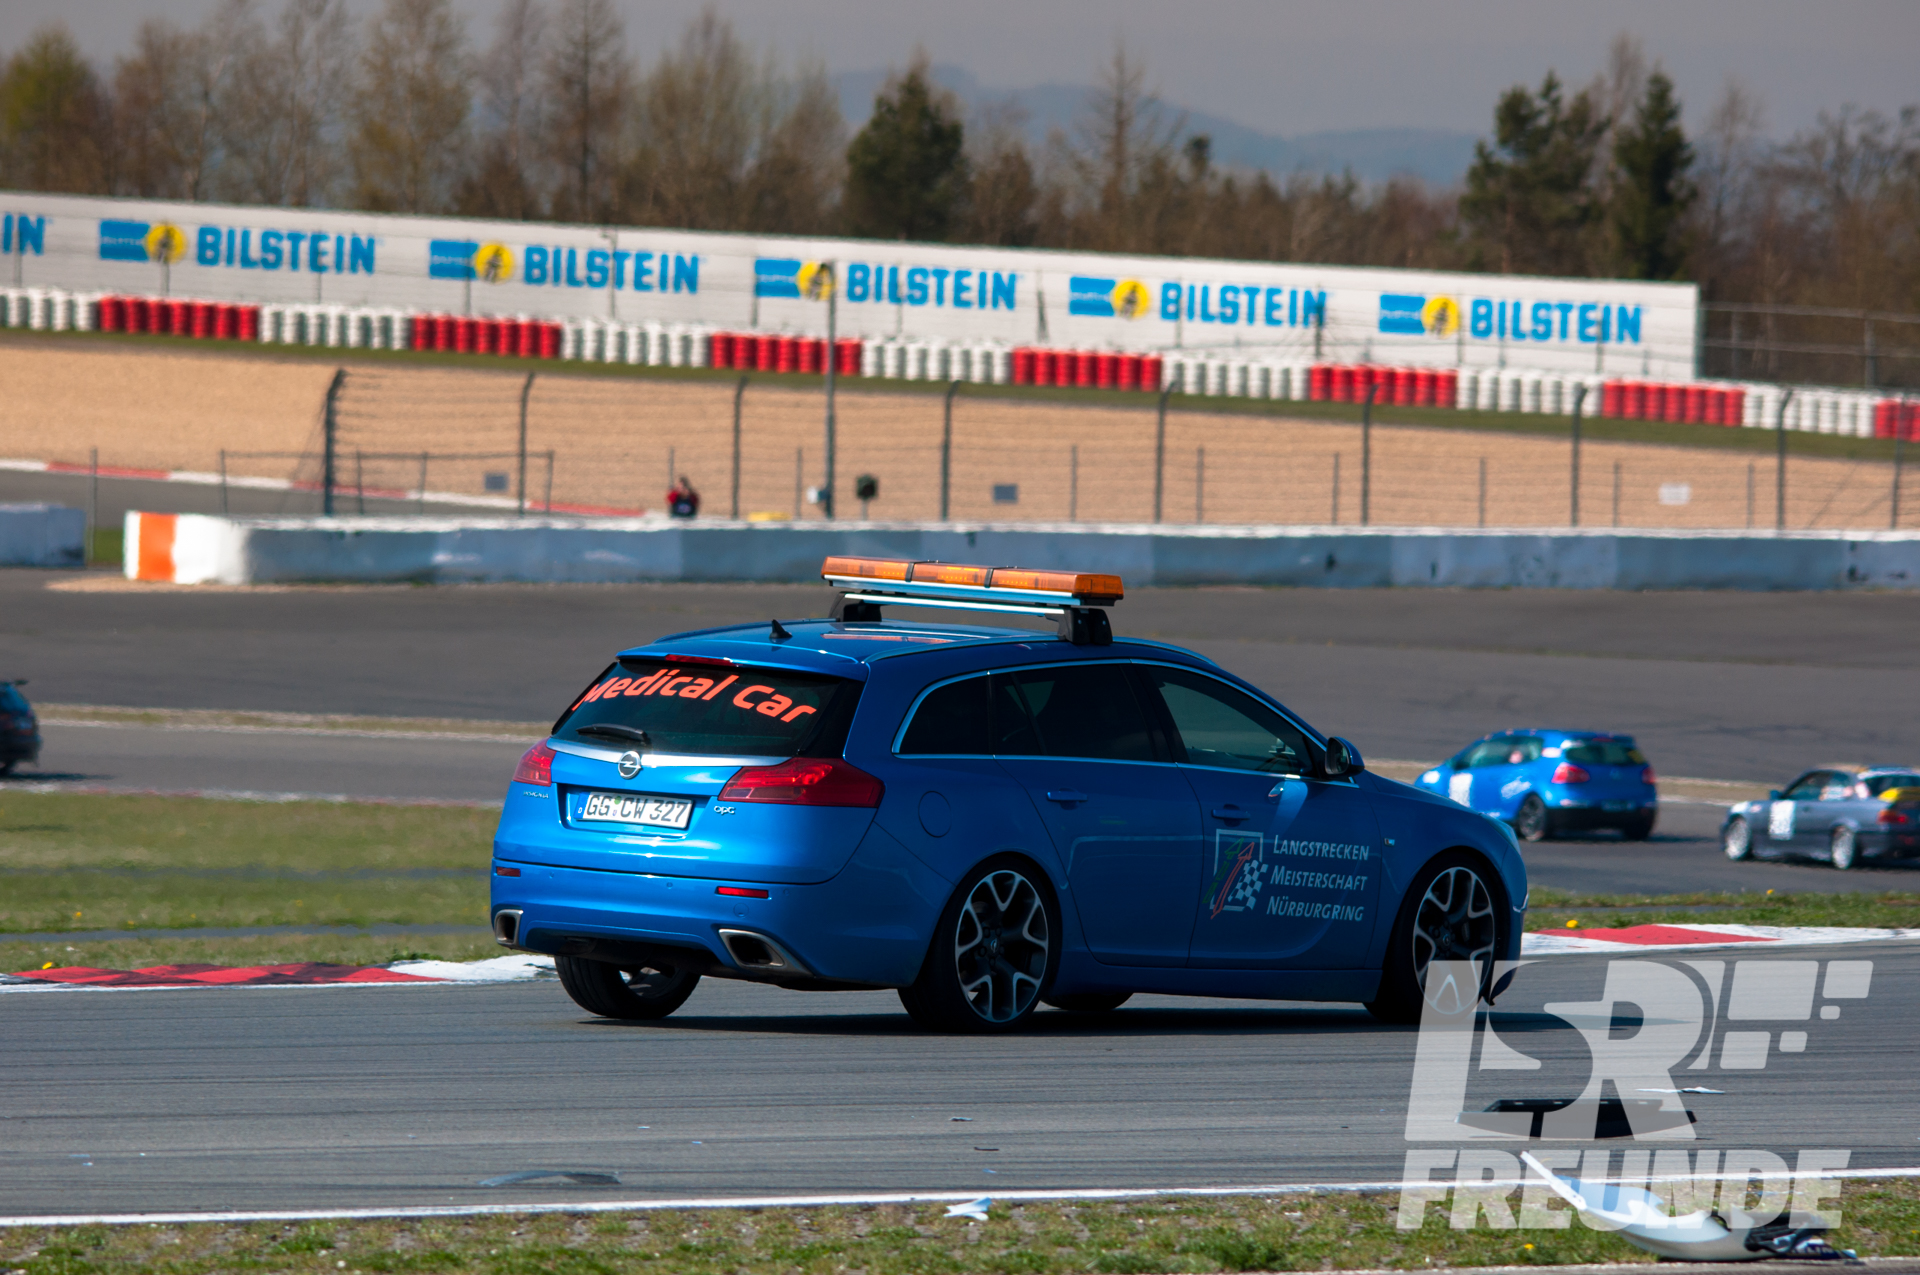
[719,757,883,807]
[1881,809,1911,825]
[513,742,555,786]
[1551,763,1591,784]
[1640,765,1657,785]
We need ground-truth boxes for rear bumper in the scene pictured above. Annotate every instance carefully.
[1548,799,1656,831]
[0,736,38,763]
[1862,830,1920,860]
[491,822,950,987]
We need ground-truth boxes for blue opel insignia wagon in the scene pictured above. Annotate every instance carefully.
[490,558,1528,1032]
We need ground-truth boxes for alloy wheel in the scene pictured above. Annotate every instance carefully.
[953,869,1050,1024]
[1409,865,1498,1015]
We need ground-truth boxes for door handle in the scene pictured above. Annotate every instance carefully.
[1045,790,1088,804]
[1212,805,1248,820]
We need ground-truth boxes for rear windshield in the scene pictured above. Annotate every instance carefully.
[0,686,26,713]
[1870,774,1920,797]
[554,661,857,757]
[1564,740,1647,765]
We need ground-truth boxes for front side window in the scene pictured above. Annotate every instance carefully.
[1143,665,1314,775]
[555,660,857,757]
[1011,664,1161,762]
[1462,739,1516,769]
[1781,772,1830,800]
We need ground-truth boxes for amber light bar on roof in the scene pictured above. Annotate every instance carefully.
[821,556,1123,606]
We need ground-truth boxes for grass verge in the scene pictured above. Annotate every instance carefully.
[3,1178,1918,1273]
[0,792,493,961]
[1526,885,1920,931]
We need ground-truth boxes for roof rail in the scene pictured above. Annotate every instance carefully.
[819,556,1122,645]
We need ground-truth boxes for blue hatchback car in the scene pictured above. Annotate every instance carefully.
[1415,731,1658,842]
[491,558,1528,1032]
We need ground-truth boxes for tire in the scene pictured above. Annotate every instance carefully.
[1723,817,1752,861]
[1513,794,1550,843]
[0,759,13,777]
[1367,852,1503,1026]
[1830,826,1858,871]
[1045,992,1132,1014]
[1621,813,1656,841]
[555,954,700,1021]
[899,857,1060,1033]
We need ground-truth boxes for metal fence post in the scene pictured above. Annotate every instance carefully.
[1775,388,1795,531]
[822,264,837,519]
[940,380,959,521]
[218,449,228,515]
[516,372,534,516]
[322,368,346,516]
[1360,382,1376,526]
[732,375,748,519]
[1895,398,1908,531]
[1569,381,1585,527]
[88,447,98,562]
[1153,380,1174,523]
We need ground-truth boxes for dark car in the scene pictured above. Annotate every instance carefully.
[490,555,1529,1033]
[1,680,40,775]
[1723,767,1920,869]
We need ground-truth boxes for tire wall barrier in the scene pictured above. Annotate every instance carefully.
[119,511,1920,591]
[0,502,85,567]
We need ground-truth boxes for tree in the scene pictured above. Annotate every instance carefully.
[350,0,471,213]
[1460,72,1608,275]
[457,0,547,220]
[1068,42,1180,251]
[0,23,110,193]
[222,0,355,207]
[1607,69,1695,280]
[112,16,235,200]
[627,9,757,228]
[959,101,1039,246]
[541,0,629,222]
[843,54,966,241]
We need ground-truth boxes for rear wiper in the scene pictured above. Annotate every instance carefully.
[576,724,650,746]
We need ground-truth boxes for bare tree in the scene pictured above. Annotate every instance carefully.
[112,17,233,199]
[961,99,1039,246]
[1067,42,1182,251]
[223,0,355,207]
[350,0,470,213]
[458,0,546,219]
[541,0,629,222]
[629,9,760,228]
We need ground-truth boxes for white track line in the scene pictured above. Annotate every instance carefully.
[6,1167,1920,1228]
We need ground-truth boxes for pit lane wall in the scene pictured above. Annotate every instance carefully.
[123,511,1920,590]
[1,503,84,567]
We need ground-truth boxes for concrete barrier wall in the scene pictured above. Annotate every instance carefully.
[122,510,1920,591]
[0,503,84,567]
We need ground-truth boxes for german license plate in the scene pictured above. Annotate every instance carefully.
[578,791,694,830]
[1603,800,1634,812]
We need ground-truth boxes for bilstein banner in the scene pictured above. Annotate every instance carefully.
[0,190,1700,378]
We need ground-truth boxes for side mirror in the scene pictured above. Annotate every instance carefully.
[1323,736,1366,779]
[1769,790,1782,801]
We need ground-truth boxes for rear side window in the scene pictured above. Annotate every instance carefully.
[1564,740,1647,766]
[555,661,857,757]
[1011,664,1161,762]
[899,676,991,755]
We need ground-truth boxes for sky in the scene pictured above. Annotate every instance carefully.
[2,0,1914,144]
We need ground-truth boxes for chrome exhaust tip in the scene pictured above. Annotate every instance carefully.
[717,928,810,976]
[492,909,523,948]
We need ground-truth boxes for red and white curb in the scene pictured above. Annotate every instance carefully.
[1523,923,1920,955]
[10,927,1920,993]
[0,954,553,992]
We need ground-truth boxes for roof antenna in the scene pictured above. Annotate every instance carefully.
[769,618,792,641]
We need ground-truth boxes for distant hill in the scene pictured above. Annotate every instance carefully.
[833,63,1477,188]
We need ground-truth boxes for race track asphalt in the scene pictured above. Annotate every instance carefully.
[5,940,1918,1217]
